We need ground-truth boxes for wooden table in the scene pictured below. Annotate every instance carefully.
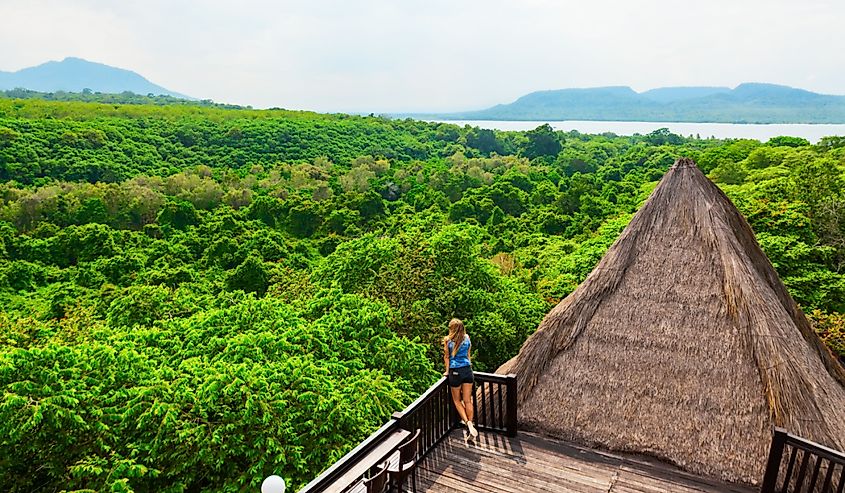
[323,429,411,493]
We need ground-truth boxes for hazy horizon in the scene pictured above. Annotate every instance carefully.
[1,0,844,113]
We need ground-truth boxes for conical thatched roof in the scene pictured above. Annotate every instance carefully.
[497,158,845,484]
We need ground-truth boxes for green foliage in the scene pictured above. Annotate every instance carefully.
[808,310,845,361]
[0,98,535,184]
[465,128,504,156]
[522,124,562,160]
[157,201,199,230]
[1,88,246,108]
[644,128,684,146]
[709,160,748,184]
[226,254,271,296]
[766,135,810,148]
[1,295,437,492]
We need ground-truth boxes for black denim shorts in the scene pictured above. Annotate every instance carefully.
[448,366,474,387]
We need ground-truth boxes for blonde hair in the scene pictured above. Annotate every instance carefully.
[443,318,466,357]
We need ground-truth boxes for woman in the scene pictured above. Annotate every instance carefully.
[443,318,478,439]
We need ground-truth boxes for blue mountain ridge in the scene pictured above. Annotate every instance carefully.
[436,83,845,124]
[0,57,189,98]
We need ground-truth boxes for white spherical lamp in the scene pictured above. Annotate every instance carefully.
[261,474,286,493]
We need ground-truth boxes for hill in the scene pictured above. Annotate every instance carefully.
[640,86,730,103]
[0,57,189,98]
[437,83,845,123]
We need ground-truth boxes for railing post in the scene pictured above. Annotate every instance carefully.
[392,411,408,431]
[761,427,788,493]
[505,374,518,437]
[447,384,459,428]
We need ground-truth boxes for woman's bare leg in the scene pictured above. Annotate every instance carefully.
[450,386,469,422]
[461,383,474,423]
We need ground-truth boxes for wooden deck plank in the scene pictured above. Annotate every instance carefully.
[615,468,712,493]
[444,436,611,491]
[416,430,756,493]
[435,434,614,490]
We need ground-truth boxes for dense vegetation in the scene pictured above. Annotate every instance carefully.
[1,88,244,109]
[1,98,844,492]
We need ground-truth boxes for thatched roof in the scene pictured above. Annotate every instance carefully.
[497,158,845,484]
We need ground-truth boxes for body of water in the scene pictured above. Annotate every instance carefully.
[431,120,845,143]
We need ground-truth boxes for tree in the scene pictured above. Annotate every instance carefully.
[287,200,321,237]
[247,195,285,227]
[0,127,19,146]
[644,127,683,145]
[156,200,199,230]
[487,182,528,216]
[522,124,561,160]
[766,136,809,148]
[226,254,270,295]
[709,160,748,185]
[817,136,845,150]
[465,128,503,155]
[75,197,109,224]
[555,148,597,176]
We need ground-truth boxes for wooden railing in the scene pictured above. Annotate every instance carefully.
[473,372,518,437]
[760,428,845,493]
[391,375,456,458]
[299,372,517,493]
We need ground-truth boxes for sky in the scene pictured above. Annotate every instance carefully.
[1,0,844,113]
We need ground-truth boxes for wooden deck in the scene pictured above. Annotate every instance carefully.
[415,430,755,493]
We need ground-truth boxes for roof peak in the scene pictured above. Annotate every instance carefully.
[671,157,697,169]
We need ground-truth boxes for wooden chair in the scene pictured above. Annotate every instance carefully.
[387,429,421,493]
[362,463,389,493]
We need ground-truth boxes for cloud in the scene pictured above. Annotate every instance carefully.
[1,0,843,112]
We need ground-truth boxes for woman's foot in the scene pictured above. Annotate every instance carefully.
[467,420,478,438]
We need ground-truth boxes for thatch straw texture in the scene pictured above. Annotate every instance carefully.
[497,158,845,484]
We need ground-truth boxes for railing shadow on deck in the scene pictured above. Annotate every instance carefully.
[760,428,845,493]
[416,429,485,490]
[299,372,517,493]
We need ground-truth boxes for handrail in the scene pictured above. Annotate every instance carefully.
[299,372,518,492]
[470,372,513,384]
[760,427,845,493]
[298,419,401,493]
[391,377,455,458]
[397,376,449,413]
[781,432,845,464]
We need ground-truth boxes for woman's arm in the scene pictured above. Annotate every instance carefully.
[443,340,450,376]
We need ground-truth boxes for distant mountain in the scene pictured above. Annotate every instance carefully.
[436,83,845,123]
[640,86,731,103]
[0,57,189,98]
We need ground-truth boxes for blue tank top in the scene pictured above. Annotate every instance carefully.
[448,335,471,369]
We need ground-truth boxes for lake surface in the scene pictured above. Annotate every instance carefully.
[430,120,845,143]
